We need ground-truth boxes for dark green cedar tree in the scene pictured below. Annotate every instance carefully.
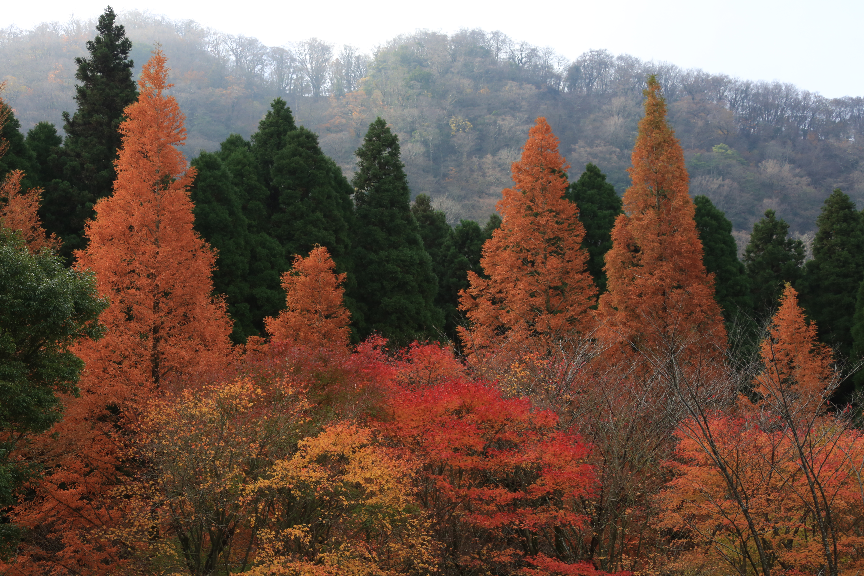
[799,189,864,358]
[437,217,498,341]
[350,117,443,344]
[269,127,354,265]
[0,105,38,189]
[566,163,622,294]
[0,227,105,555]
[694,195,752,322]
[743,209,805,318]
[24,122,64,187]
[39,6,137,262]
[412,194,452,307]
[189,151,255,343]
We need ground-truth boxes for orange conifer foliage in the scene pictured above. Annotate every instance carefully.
[459,117,596,358]
[600,77,725,356]
[8,51,232,574]
[756,283,833,415]
[0,86,59,252]
[74,49,232,393]
[264,245,350,349]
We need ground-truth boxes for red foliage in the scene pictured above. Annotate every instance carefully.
[379,378,621,575]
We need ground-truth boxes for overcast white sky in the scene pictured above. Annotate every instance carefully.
[4,0,862,99]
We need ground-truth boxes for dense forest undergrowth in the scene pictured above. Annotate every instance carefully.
[5,8,864,576]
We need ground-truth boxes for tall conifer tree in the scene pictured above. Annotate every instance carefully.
[40,7,137,261]
[600,76,725,356]
[12,50,232,574]
[799,189,864,357]
[350,117,442,344]
[743,209,805,319]
[459,117,596,357]
[694,195,751,322]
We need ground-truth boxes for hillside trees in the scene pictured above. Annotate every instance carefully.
[459,117,596,362]
[39,6,138,261]
[350,117,442,344]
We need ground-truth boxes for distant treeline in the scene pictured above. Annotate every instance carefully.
[3,12,864,232]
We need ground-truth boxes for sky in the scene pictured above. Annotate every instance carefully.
[4,0,863,99]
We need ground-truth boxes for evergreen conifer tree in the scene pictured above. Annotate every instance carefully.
[799,189,864,358]
[743,209,805,319]
[39,6,137,262]
[566,163,622,294]
[190,151,255,342]
[269,127,354,266]
[694,195,751,322]
[350,117,442,344]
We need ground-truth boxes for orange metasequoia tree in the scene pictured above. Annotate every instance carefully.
[73,48,233,393]
[8,50,233,574]
[264,245,351,349]
[600,76,725,359]
[0,84,60,252]
[459,117,596,365]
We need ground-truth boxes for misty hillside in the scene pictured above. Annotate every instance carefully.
[2,11,863,233]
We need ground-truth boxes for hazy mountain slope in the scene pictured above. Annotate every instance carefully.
[2,13,863,233]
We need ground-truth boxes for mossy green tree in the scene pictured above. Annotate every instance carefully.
[39,6,137,262]
[694,195,751,322]
[799,190,864,359]
[743,209,805,319]
[350,118,442,344]
[0,228,105,556]
[566,163,622,294]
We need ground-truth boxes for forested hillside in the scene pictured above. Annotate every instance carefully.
[6,9,864,575]
[3,11,864,232]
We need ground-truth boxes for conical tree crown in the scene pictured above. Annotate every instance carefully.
[42,6,138,261]
[800,189,864,357]
[756,284,833,414]
[459,117,596,354]
[350,117,442,344]
[265,246,351,349]
[601,76,725,353]
[75,49,231,393]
